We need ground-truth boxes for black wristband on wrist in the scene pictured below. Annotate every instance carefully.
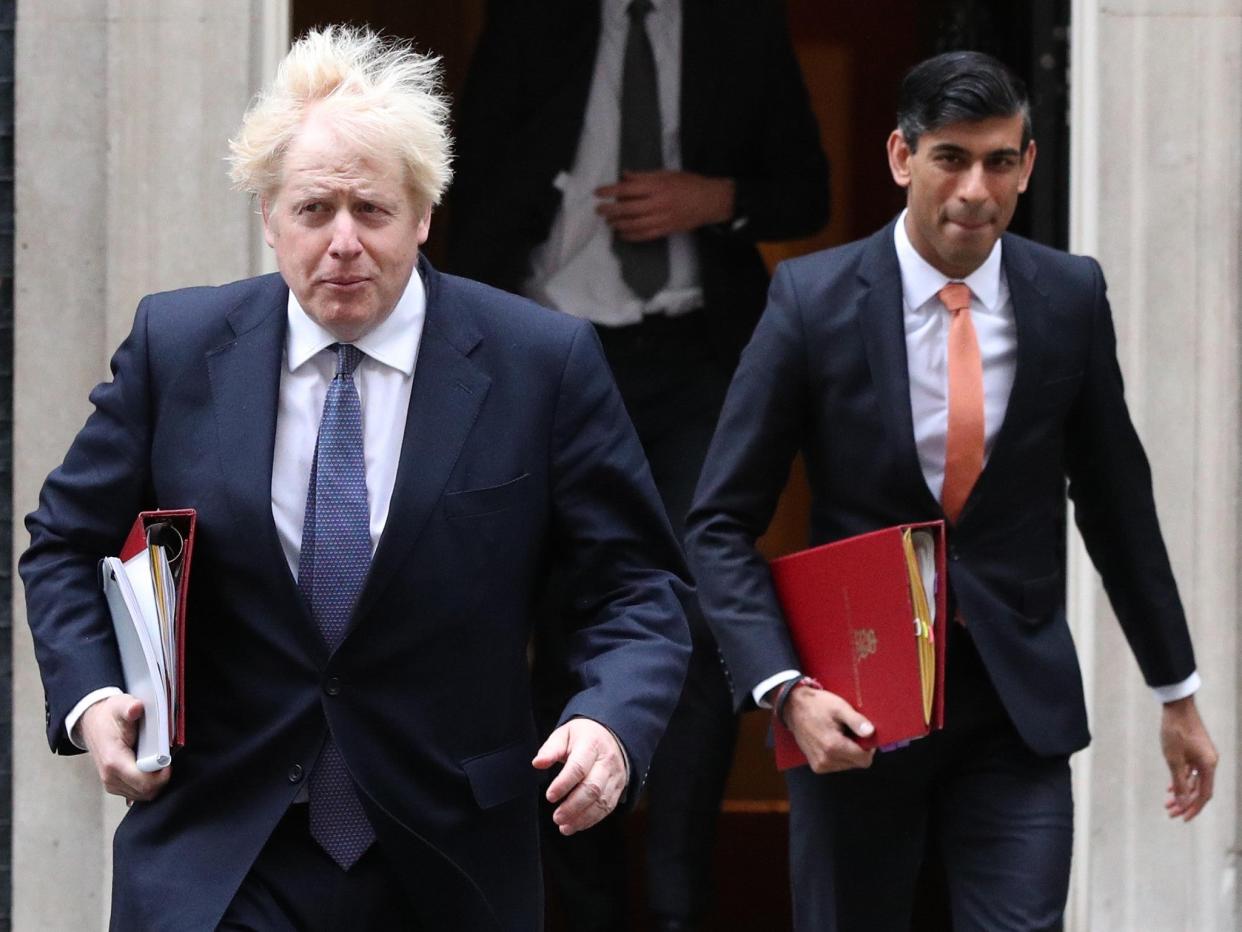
[774,676,804,728]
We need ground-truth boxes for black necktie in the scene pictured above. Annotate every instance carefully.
[298,343,377,871]
[614,0,670,301]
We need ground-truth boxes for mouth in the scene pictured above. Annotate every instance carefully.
[321,276,370,290]
[947,217,991,233]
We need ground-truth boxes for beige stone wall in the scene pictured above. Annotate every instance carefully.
[1068,0,1242,929]
[12,1,287,927]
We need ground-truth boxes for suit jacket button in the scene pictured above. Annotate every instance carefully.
[324,675,341,696]
[288,764,304,783]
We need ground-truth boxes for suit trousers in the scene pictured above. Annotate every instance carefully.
[216,804,421,932]
[785,624,1073,932]
[534,309,739,928]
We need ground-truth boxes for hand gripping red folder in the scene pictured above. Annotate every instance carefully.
[117,509,197,752]
[769,521,946,770]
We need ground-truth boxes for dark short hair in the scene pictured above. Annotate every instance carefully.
[897,51,1031,152]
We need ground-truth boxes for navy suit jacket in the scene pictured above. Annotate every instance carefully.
[22,258,692,930]
[446,0,830,367]
[687,221,1195,758]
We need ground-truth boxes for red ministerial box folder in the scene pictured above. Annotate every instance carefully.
[769,522,947,770]
[119,509,196,750]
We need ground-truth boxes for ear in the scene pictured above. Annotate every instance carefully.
[260,197,276,249]
[887,129,913,189]
[415,206,432,246]
[1016,140,1038,194]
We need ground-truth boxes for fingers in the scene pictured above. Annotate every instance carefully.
[532,721,627,835]
[1193,761,1216,819]
[80,695,170,802]
[595,194,674,241]
[835,703,876,743]
[807,733,875,775]
[594,170,667,201]
[531,728,569,771]
[785,688,877,774]
[594,171,692,241]
[1159,697,1218,822]
[550,754,625,835]
[1165,761,1215,822]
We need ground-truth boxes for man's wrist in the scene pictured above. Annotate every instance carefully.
[775,676,823,728]
[754,670,802,708]
[66,687,123,749]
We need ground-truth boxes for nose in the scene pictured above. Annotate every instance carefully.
[958,163,989,205]
[328,213,363,260]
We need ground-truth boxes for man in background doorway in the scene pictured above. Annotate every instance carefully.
[448,1,829,929]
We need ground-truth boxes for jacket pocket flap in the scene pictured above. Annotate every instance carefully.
[461,742,535,810]
[444,473,531,519]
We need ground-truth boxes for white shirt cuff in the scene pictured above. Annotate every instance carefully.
[65,687,124,750]
[753,670,802,709]
[1152,671,1200,704]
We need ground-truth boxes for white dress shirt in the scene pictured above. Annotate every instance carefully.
[270,268,425,575]
[752,211,1198,707]
[895,210,1016,502]
[524,0,704,325]
[66,270,428,745]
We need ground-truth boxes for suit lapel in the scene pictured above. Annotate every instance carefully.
[204,275,322,648]
[353,260,492,624]
[964,235,1050,517]
[856,222,942,515]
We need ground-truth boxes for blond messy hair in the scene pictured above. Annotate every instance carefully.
[227,25,453,207]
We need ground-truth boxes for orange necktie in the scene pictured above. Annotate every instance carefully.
[939,282,983,524]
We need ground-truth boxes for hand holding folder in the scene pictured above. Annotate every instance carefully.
[769,521,947,771]
[99,509,196,772]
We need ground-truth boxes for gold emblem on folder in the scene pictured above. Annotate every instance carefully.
[853,628,878,660]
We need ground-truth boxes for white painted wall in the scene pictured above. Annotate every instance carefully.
[1068,1,1242,929]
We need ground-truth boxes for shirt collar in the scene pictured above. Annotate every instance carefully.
[286,266,426,376]
[893,208,1004,312]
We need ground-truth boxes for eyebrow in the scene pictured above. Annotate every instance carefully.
[928,142,1023,159]
[286,183,395,205]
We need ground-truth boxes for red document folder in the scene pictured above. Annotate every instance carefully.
[118,509,196,750]
[769,521,946,770]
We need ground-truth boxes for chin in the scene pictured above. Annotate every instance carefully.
[310,308,374,341]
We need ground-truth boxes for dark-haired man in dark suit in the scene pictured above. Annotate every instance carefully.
[687,50,1217,931]
[448,2,829,929]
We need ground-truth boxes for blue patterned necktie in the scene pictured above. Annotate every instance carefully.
[298,342,377,870]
